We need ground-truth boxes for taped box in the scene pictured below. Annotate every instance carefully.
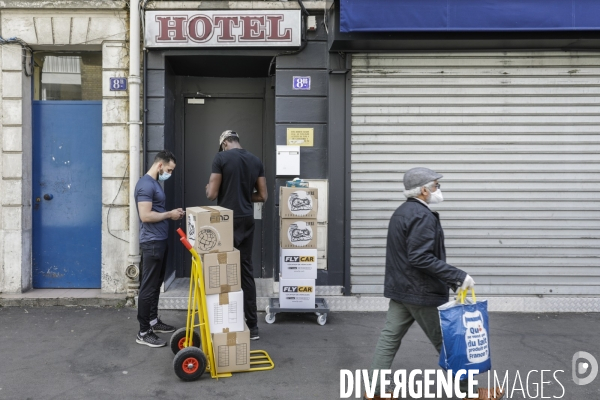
[279,276,316,309]
[202,250,241,295]
[280,248,317,279]
[206,290,245,334]
[280,187,318,219]
[280,219,317,249]
[186,206,233,254]
[212,324,250,374]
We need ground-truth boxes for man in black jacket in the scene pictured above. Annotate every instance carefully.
[365,167,504,400]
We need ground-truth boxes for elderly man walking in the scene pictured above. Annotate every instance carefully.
[364,167,504,400]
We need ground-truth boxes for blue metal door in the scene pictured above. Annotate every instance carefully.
[32,101,102,288]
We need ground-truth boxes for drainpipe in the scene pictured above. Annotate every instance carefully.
[127,0,142,303]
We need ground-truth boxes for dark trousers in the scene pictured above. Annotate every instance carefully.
[137,239,168,332]
[234,216,258,330]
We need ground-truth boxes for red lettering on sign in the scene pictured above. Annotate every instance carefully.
[188,15,213,42]
[155,16,187,41]
[214,16,240,41]
[266,15,292,41]
[240,16,266,41]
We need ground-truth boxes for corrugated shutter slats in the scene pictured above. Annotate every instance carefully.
[351,52,600,296]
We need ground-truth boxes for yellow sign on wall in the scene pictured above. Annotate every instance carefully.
[286,128,314,146]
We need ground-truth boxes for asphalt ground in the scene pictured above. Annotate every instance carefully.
[0,306,598,400]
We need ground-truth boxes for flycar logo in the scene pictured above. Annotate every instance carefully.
[284,256,315,263]
[282,286,313,293]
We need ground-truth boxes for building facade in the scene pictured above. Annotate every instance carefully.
[0,0,130,293]
[0,0,598,312]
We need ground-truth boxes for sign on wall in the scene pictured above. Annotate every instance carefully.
[293,76,311,90]
[287,128,314,146]
[109,77,127,91]
[144,10,301,48]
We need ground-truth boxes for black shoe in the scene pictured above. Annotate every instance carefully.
[250,327,259,340]
[136,329,167,348]
[152,317,175,333]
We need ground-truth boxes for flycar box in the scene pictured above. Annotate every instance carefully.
[211,324,250,374]
[280,187,318,219]
[280,219,317,249]
[201,250,241,295]
[279,276,316,309]
[186,206,234,254]
[205,290,245,334]
[280,248,318,279]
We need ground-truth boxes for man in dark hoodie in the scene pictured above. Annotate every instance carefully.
[364,167,504,400]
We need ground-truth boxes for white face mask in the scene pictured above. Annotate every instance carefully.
[427,188,444,204]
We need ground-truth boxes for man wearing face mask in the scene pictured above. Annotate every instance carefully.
[134,150,184,348]
[364,168,503,400]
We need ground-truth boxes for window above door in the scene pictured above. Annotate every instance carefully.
[33,52,102,101]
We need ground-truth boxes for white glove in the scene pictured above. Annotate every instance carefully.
[459,274,475,291]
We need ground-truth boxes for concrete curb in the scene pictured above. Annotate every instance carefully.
[0,296,127,308]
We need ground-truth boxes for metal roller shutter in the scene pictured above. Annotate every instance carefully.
[351,52,600,297]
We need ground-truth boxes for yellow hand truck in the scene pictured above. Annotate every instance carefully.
[170,228,274,381]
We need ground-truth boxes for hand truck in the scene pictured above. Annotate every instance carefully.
[170,228,274,381]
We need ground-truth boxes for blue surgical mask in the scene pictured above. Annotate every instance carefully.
[158,171,171,181]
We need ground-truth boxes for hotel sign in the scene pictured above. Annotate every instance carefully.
[144,10,301,48]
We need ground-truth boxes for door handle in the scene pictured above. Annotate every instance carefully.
[43,194,54,201]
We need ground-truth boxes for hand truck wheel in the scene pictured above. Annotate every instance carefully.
[170,327,201,355]
[173,347,207,381]
[317,314,327,326]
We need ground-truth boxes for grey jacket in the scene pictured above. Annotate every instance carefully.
[383,198,467,307]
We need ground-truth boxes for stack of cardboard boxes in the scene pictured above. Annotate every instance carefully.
[279,186,318,308]
[186,206,250,374]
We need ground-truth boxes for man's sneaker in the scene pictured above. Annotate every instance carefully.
[136,329,167,348]
[151,317,175,333]
[250,327,259,340]
[463,387,505,400]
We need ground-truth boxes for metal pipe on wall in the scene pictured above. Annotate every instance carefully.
[128,0,141,270]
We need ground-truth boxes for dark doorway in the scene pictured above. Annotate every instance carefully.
[183,94,265,277]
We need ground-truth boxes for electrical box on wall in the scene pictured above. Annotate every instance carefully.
[276,145,300,176]
[306,16,317,31]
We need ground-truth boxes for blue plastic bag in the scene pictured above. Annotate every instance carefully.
[438,290,492,376]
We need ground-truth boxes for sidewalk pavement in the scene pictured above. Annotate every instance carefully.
[0,306,598,400]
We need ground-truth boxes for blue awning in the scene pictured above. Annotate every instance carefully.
[340,0,600,33]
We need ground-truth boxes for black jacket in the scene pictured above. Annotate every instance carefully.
[384,198,467,307]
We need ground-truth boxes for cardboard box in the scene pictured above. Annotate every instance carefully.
[202,250,241,295]
[280,219,317,249]
[186,206,233,254]
[279,276,316,309]
[280,248,318,279]
[280,187,318,219]
[205,290,245,334]
[211,324,250,374]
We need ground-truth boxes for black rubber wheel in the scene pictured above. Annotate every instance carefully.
[173,347,207,381]
[170,327,201,355]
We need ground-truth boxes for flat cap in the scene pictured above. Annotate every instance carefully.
[403,167,443,190]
